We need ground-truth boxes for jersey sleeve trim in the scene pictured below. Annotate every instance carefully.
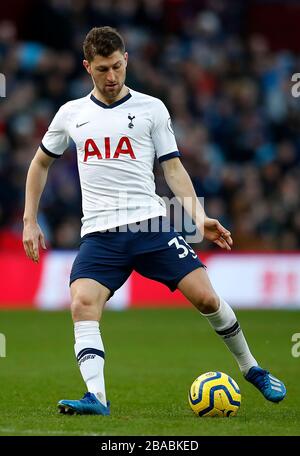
[40,142,62,159]
[158,151,181,163]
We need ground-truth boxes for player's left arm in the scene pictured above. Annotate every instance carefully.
[161,157,233,250]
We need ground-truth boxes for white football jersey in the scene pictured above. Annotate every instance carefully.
[41,88,180,236]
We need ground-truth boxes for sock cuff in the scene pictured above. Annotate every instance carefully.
[74,320,100,339]
[203,296,237,333]
[74,321,99,329]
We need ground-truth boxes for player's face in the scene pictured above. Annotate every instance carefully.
[83,51,128,101]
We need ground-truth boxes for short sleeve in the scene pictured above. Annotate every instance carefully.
[151,100,180,163]
[40,105,70,158]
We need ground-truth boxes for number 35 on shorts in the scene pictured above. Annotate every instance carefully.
[168,236,198,259]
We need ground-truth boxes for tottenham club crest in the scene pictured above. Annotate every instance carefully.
[128,114,135,129]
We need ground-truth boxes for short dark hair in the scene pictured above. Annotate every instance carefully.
[83,26,125,61]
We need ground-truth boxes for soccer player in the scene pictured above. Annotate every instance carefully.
[22,27,286,415]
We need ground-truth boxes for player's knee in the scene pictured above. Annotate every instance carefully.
[71,292,96,320]
[194,291,219,314]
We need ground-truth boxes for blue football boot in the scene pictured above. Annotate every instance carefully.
[245,366,286,403]
[58,392,110,415]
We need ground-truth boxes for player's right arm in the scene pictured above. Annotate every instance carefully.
[23,103,70,262]
[23,147,55,262]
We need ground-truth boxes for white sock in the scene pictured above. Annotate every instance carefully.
[202,297,258,375]
[74,320,107,406]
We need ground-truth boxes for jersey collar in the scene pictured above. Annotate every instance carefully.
[90,91,132,109]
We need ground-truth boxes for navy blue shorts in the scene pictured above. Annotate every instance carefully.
[70,217,204,295]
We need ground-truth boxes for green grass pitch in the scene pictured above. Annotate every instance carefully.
[0,308,299,436]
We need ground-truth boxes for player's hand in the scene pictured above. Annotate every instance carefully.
[23,221,47,263]
[203,217,233,251]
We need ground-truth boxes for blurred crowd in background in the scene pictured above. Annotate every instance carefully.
[1,0,300,251]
